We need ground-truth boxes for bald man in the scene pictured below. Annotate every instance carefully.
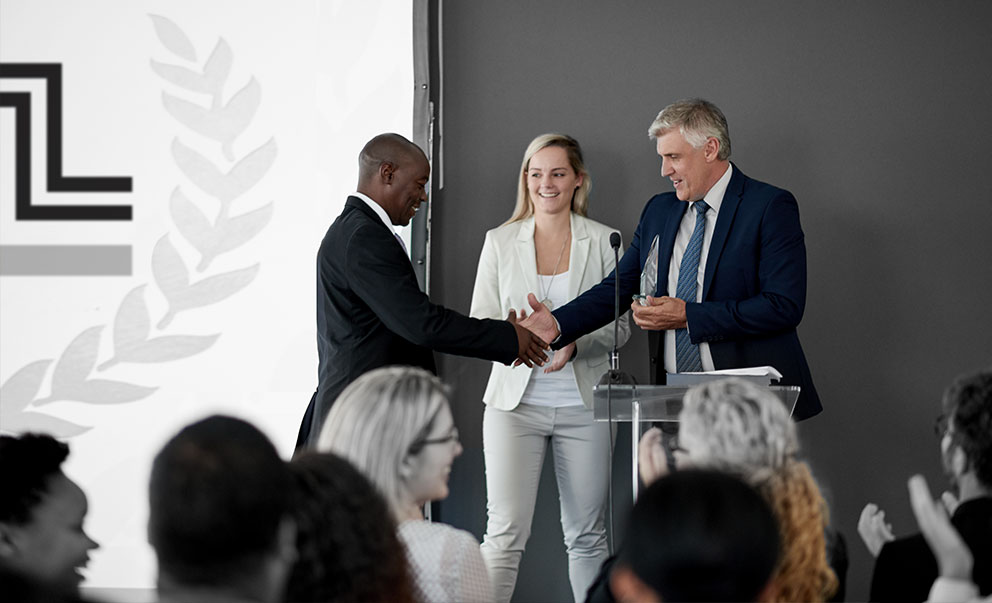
[296,134,547,449]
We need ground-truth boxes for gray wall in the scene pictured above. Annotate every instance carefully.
[430,2,992,601]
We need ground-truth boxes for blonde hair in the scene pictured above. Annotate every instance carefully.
[753,461,838,603]
[316,367,450,521]
[505,133,590,225]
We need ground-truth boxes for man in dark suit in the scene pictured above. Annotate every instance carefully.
[297,133,548,449]
[520,99,821,419]
[868,370,992,601]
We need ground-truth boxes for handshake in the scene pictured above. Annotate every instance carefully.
[507,293,572,373]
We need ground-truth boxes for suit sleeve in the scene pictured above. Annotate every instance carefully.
[686,191,808,342]
[553,202,650,347]
[573,236,631,360]
[344,224,518,364]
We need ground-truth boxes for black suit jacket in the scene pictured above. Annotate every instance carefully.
[297,197,518,449]
[869,497,992,601]
[553,166,821,419]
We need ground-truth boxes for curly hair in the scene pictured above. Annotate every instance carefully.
[680,378,799,473]
[286,452,415,603]
[753,461,838,603]
[0,434,69,524]
[942,369,992,487]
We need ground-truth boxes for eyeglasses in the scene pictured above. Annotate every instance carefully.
[415,427,460,449]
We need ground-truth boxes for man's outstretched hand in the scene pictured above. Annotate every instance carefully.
[507,309,548,367]
[518,293,561,343]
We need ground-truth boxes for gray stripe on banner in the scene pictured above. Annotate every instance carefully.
[0,245,132,276]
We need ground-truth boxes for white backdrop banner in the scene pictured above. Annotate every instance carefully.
[0,0,414,589]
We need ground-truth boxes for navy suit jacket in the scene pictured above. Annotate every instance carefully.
[553,165,821,419]
[297,197,519,449]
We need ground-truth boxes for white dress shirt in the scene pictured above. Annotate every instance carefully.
[663,163,733,375]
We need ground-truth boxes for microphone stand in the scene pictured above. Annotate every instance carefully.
[598,232,636,555]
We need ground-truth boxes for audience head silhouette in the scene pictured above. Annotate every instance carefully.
[317,366,462,522]
[286,452,415,603]
[940,369,992,495]
[0,433,97,597]
[148,415,295,603]
[677,378,798,474]
[612,469,779,602]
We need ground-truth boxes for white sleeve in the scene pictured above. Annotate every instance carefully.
[442,529,494,603]
[927,577,980,603]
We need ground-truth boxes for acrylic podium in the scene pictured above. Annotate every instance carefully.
[592,383,800,501]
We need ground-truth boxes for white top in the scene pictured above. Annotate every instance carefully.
[521,271,582,408]
[663,163,733,374]
[397,520,494,603]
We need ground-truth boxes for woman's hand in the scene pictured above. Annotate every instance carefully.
[908,474,973,580]
[858,502,896,557]
[638,427,669,487]
[543,342,575,373]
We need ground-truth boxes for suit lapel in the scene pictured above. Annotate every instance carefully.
[514,218,541,298]
[568,213,590,299]
[657,202,687,296]
[702,165,744,299]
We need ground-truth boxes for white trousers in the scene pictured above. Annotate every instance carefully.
[480,403,612,603]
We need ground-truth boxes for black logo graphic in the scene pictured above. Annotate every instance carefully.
[0,63,133,220]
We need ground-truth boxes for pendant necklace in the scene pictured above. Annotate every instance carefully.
[538,230,570,310]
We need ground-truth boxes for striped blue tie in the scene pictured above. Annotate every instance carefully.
[675,200,709,372]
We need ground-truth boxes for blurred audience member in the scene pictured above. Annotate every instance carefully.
[0,434,97,598]
[148,415,296,603]
[639,378,839,602]
[908,474,989,603]
[610,469,779,602]
[863,370,992,601]
[286,452,415,603]
[318,366,493,603]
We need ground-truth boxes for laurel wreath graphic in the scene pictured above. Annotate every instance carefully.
[0,15,276,438]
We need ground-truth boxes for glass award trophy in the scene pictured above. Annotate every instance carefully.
[633,234,659,306]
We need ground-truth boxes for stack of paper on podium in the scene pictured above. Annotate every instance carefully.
[665,366,783,387]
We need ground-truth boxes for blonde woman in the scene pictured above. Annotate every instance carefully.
[470,134,629,603]
[317,366,492,603]
[639,378,839,602]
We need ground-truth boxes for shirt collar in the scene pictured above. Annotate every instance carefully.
[696,163,733,214]
[353,191,397,234]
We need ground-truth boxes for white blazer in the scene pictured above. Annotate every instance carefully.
[470,213,630,410]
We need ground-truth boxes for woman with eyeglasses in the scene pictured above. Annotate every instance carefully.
[317,366,492,603]
[470,134,629,603]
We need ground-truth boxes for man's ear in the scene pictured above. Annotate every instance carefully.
[951,445,969,477]
[703,136,720,162]
[379,161,395,184]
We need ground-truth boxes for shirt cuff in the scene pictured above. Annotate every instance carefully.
[928,577,979,603]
